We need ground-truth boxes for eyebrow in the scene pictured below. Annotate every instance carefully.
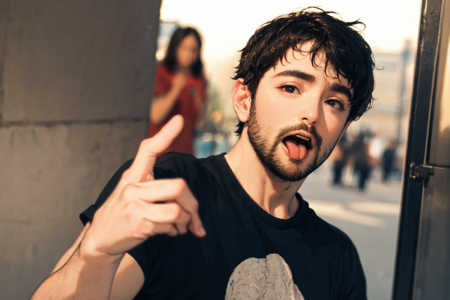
[273,70,316,83]
[329,83,352,101]
[273,70,352,100]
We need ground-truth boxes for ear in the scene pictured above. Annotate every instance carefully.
[232,79,252,123]
[337,121,352,143]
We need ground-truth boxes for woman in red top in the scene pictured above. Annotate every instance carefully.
[148,27,207,155]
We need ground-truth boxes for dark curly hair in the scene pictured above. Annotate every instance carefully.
[233,7,375,135]
[163,26,204,77]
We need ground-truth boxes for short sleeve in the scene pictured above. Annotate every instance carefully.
[337,243,367,300]
[79,160,172,224]
[79,159,133,224]
[153,65,170,97]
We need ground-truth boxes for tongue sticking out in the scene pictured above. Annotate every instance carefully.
[285,140,307,160]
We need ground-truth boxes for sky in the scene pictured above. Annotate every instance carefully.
[160,0,423,59]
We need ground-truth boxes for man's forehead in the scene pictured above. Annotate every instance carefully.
[276,47,337,76]
[271,48,350,84]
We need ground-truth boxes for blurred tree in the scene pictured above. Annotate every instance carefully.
[208,84,223,113]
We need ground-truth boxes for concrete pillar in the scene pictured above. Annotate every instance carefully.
[0,1,161,298]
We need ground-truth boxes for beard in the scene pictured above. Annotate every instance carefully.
[247,103,339,182]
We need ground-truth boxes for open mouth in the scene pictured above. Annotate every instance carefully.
[282,134,313,160]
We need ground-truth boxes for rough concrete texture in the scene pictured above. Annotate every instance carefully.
[0,0,161,298]
[1,0,158,122]
[0,122,146,297]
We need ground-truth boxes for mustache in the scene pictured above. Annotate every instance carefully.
[275,123,322,146]
[277,123,322,148]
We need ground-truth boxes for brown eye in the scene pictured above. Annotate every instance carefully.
[282,85,299,94]
[326,99,344,110]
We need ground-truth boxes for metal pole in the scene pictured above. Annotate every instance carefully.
[397,40,411,142]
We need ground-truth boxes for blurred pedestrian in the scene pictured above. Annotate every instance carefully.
[148,26,207,155]
[330,133,351,186]
[381,140,397,182]
[351,132,373,191]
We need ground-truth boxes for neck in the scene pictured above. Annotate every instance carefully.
[175,65,190,73]
[224,131,304,219]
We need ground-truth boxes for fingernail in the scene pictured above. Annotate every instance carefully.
[198,227,206,237]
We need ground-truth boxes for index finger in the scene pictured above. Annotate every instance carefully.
[125,115,184,183]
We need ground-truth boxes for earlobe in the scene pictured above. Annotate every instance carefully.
[232,79,252,123]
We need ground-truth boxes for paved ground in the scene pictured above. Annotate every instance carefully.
[299,161,402,300]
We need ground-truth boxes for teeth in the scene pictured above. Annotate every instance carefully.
[295,134,310,142]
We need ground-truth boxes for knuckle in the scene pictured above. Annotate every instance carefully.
[172,178,187,195]
[177,225,188,235]
[124,201,139,215]
[162,204,182,221]
[123,203,141,226]
[121,169,132,181]
[141,222,156,237]
[167,227,178,237]
[122,183,138,199]
[191,200,199,211]
[128,219,151,240]
[174,178,187,190]
[139,139,150,150]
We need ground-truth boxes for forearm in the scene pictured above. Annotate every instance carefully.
[150,87,181,125]
[31,245,123,300]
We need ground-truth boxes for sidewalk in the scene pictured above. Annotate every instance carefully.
[300,161,402,300]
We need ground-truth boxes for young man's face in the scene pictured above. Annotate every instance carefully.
[247,42,352,181]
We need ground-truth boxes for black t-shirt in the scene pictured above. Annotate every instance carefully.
[80,153,366,300]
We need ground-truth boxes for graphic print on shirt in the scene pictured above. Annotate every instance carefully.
[225,253,305,300]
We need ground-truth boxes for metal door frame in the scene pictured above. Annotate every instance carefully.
[392,0,445,298]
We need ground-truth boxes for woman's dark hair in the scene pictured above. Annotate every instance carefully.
[233,7,375,135]
[163,26,204,77]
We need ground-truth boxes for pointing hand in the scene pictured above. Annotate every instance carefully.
[81,115,205,259]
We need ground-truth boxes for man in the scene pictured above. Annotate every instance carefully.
[32,7,374,300]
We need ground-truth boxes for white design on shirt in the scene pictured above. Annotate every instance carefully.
[225,253,305,300]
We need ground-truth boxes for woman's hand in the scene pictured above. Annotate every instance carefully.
[150,71,190,125]
[172,70,190,93]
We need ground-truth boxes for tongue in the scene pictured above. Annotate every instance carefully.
[286,140,307,160]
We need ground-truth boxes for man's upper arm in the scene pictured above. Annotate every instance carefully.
[110,253,145,300]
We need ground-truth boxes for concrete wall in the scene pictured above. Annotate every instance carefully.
[0,0,161,298]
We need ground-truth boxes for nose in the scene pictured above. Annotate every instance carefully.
[298,95,320,126]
